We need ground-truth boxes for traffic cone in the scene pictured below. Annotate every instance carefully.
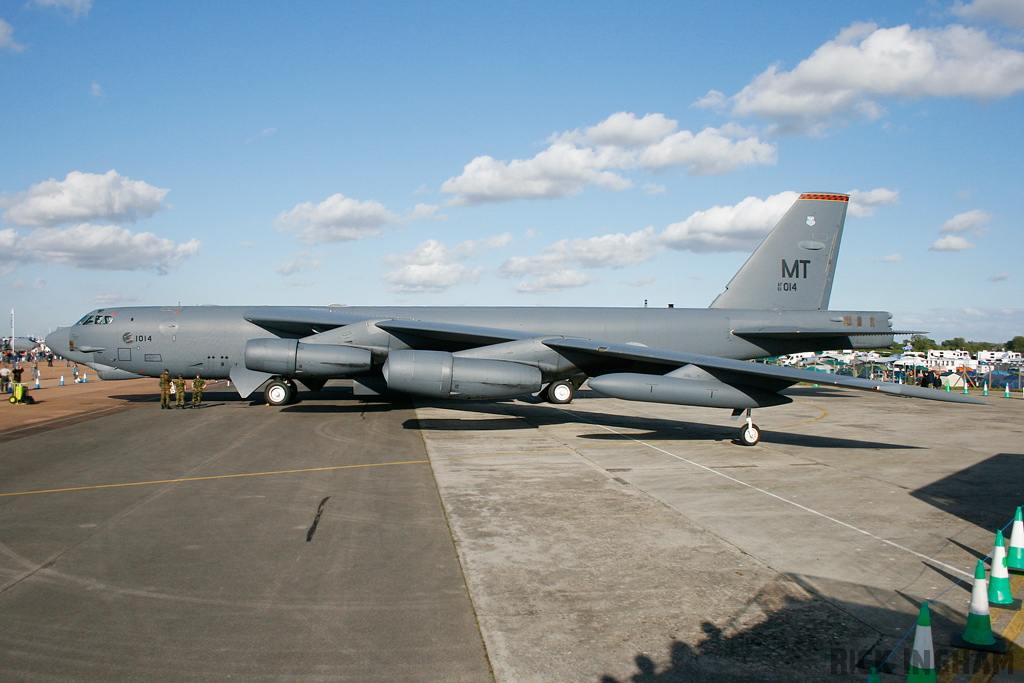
[82,371,87,383]
[907,602,937,683]
[60,374,64,386]
[1006,384,1012,398]
[963,382,968,394]
[988,530,1016,606]
[983,382,988,396]
[1007,507,1024,573]
[951,560,1006,652]
[867,667,881,682]
[34,376,40,389]
[945,382,950,392]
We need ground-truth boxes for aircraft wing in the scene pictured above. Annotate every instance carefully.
[244,307,372,337]
[375,319,535,346]
[543,337,989,405]
[732,326,921,340]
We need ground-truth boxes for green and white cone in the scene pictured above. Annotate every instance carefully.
[1007,507,1024,572]
[907,601,937,683]
[867,666,881,682]
[962,560,997,646]
[988,530,1014,605]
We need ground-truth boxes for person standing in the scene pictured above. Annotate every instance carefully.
[174,374,186,409]
[159,369,171,409]
[191,374,206,409]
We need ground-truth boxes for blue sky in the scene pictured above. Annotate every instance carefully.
[2,0,1022,343]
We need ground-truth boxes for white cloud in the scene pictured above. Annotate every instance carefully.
[1,224,199,273]
[441,142,632,206]
[515,269,596,293]
[441,112,775,205]
[661,191,800,253]
[582,112,678,147]
[2,170,170,227]
[880,253,903,263]
[381,233,512,293]
[722,22,1024,134]
[90,82,102,98]
[275,252,322,276]
[496,188,895,292]
[952,0,1024,27]
[0,19,24,52]
[33,0,91,19]
[848,188,899,218]
[94,292,143,305]
[939,209,992,234]
[988,272,1010,281]
[498,226,659,277]
[637,126,777,175]
[383,263,486,293]
[929,235,975,251]
[246,127,277,144]
[275,193,399,244]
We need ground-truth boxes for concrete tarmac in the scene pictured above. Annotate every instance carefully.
[0,382,491,682]
[0,376,1021,682]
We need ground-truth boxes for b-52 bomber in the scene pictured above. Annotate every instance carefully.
[45,192,984,446]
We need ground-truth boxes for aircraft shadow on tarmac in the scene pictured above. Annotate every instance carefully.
[400,395,918,450]
[595,574,1009,683]
[911,453,1024,532]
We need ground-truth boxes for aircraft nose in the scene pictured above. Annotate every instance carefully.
[45,328,70,356]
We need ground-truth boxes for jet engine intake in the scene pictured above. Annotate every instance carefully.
[383,350,541,400]
[588,372,791,409]
[244,338,372,377]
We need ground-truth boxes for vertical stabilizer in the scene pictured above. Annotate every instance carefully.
[709,193,848,310]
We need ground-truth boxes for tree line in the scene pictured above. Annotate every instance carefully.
[904,335,1024,355]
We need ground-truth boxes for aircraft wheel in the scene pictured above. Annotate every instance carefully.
[738,423,760,446]
[546,380,574,404]
[265,380,293,406]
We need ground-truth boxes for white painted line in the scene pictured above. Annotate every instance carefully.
[561,407,972,579]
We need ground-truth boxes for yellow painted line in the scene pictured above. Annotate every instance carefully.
[0,446,578,498]
[774,401,829,431]
[937,572,1024,683]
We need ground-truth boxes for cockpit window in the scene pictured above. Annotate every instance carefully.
[76,314,114,325]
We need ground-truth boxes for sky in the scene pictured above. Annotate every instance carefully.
[1,0,1022,344]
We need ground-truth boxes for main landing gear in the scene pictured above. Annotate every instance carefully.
[544,379,575,404]
[736,408,760,446]
[265,378,298,406]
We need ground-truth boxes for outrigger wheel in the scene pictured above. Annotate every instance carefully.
[265,379,294,406]
[545,380,575,404]
[738,408,760,446]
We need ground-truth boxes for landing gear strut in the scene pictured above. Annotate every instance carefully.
[737,408,760,446]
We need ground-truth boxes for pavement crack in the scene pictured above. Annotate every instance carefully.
[306,496,330,542]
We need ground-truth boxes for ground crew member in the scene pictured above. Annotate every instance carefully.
[159,369,171,409]
[192,374,206,408]
[174,374,186,408]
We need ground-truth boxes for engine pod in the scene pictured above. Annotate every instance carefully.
[244,338,372,377]
[383,350,541,400]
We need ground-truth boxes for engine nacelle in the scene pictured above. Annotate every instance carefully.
[244,339,372,377]
[588,372,791,409]
[382,350,542,400]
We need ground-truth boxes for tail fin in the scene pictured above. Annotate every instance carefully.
[709,192,848,310]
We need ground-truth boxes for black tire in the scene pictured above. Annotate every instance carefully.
[265,379,293,406]
[738,423,760,446]
[545,380,574,404]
